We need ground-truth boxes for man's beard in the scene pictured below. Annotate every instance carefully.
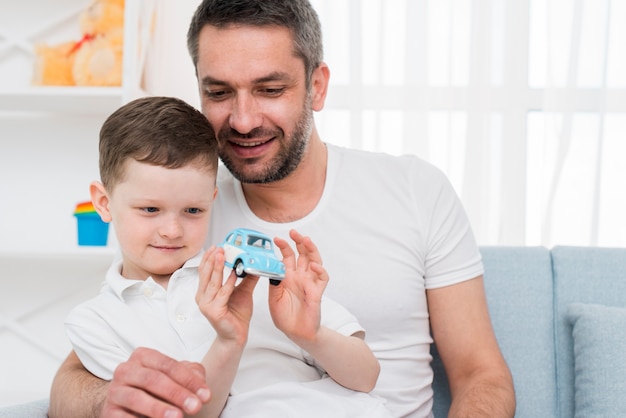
[217,95,314,184]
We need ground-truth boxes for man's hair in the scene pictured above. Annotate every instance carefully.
[187,0,323,85]
[98,96,218,189]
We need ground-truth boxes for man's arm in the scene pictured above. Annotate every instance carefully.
[427,276,516,418]
[49,351,107,417]
[49,349,211,418]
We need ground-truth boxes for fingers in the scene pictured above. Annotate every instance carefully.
[235,272,260,295]
[309,260,329,284]
[197,246,218,296]
[274,236,296,271]
[105,347,210,417]
[273,230,326,275]
[275,230,320,267]
[196,247,230,306]
[289,229,324,266]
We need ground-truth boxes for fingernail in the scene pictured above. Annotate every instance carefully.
[164,409,181,418]
[183,396,200,412]
[197,387,211,401]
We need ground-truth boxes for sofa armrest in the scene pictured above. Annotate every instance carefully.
[0,399,49,418]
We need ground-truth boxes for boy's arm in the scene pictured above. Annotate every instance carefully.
[195,247,259,417]
[291,328,380,392]
[49,349,210,418]
[270,230,380,392]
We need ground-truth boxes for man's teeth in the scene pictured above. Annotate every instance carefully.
[235,140,266,147]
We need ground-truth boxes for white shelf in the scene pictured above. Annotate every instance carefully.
[0,0,155,115]
[0,86,128,115]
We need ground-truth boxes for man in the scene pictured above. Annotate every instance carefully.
[49,0,515,417]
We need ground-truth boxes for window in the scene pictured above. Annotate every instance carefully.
[311,0,626,247]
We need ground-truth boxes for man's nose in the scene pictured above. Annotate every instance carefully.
[229,93,262,134]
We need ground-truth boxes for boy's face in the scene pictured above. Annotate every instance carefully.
[98,160,217,283]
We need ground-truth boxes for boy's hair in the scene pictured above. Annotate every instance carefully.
[187,0,323,87]
[98,96,218,189]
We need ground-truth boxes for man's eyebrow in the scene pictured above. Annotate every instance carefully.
[201,71,292,86]
[254,71,292,84]
[200,76,225,86]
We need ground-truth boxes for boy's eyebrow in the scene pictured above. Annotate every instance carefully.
[201,71,293,87]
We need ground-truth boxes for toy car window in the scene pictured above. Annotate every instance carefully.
[248,236,271,250]
[234,235,243,246]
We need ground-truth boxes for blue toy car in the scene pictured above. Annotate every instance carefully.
[220,228,286,285]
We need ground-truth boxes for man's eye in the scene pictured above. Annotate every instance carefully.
[262,87,285,96]
[205,89,229,100]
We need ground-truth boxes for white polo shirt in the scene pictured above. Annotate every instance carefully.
[65,254,366,396]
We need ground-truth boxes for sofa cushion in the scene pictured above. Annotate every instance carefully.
[431,246,556,418]
[567,303,626,418]
[552,246,626,418]
[0,399,49,418]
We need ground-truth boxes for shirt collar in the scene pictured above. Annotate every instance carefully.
[105,252,204,300]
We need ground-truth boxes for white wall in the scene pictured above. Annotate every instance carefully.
[144,1,201,108]
[0,0,202,407]
[0,0,201,254]
[0,113,106,252]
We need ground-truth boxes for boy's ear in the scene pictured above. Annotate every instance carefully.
[213,185,218,200]
[89,181,112,223]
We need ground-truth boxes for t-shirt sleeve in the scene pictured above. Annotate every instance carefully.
[412,160,484,289]
[65,303,128,381]
[320,295,365,338]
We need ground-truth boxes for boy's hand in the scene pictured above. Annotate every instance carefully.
[196,246,259,345]
[269,229,329,344]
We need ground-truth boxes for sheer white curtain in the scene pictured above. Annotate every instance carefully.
[155,0,625,248]
[310,0,626,247]
[527,0,626,247]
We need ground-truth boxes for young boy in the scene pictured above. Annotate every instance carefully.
[65,96,392,417]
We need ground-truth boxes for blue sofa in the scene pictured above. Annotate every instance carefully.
[3,246,626,417]
[433,246,626,418]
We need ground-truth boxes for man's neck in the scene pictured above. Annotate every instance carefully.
[241,136,327,223]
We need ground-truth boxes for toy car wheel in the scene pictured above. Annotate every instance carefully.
[234,260,247,278]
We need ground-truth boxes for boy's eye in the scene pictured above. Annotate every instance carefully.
[187,208,201,214]
[143,207,158,213]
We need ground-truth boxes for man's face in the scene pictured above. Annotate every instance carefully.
[195,25,314,184]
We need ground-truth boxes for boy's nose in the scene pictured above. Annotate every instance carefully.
[159,216,183,238]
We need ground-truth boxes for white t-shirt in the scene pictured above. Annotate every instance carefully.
[207,144,484,418]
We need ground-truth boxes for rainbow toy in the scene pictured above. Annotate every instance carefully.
[74,200,109,246]
[74,200,97,215]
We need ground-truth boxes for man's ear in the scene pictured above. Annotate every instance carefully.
[310,62,330,112]
[89,181,112,223]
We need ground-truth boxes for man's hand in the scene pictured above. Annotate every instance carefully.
[102,347,211,418]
